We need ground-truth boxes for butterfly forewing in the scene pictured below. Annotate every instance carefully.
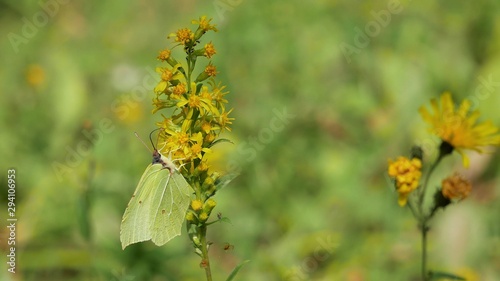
[120,163,166,249]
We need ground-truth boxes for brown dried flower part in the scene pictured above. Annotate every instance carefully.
[441,173,471,201]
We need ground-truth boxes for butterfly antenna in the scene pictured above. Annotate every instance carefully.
[135,132,152,153]
[149,128,162,150]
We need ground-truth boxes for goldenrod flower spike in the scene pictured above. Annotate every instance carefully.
[419,92,500,167]
[150,16,239,281]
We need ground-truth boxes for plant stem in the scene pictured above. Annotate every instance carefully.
[418,151,445,281]
[421,220,429,281]
[418,154,443,216]
[200,224,213,281]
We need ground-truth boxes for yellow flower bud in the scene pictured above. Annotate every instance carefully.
[186,211,197,223]
[203,199,217,215]
[199,212,209,222]
[191,199,203,211]
[202,176,215,190]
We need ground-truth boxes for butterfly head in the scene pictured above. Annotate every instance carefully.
[152,149,163,165]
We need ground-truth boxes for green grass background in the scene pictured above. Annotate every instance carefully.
[1,0,500,280]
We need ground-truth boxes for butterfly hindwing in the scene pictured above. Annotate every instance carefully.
[120,160,191,249]
[150,171,191,246]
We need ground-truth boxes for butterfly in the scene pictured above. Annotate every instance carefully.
[120,130,192,249]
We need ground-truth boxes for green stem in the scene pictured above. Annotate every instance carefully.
[200,224,213,281]
[407,199,420,220]
[418,154,443,216]
[421,221,429,281]
[418,147,448,281]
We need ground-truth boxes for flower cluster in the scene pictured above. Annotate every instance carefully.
[153,16,232,169]
[419,92,500,167]
[387,92,500,280]
[152,16,233,253]
[388,92,500,208]
[387,157,422,206]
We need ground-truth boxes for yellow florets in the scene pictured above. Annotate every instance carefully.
[419,92,500,167]
[204,63,217,77]
[157,49,171,61]
[388,157,422,207]
[204,42,217,58]
[174,28,194,45]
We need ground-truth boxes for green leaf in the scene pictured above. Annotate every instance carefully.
[429,271,466,280]
[219,217,232,224]
[120,152,192,249]
[207,216,232,226]
[209,138,234,148]
[215,172,239,191]
[225,260,250,281]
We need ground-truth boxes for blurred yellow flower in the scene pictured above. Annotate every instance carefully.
[419,92,500,167]
[157,49,171,61]
[26,64,45,87]
[388,157,422,206]
[442,173,471,201]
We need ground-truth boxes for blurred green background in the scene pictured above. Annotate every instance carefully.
[1,0,500,280]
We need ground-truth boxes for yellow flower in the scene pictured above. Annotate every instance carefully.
[218,108,235,132]
[156,117,178,133]
[189,132,211,160]
[157,49,171,61]
[419,92,500,167]
[205,133,216,144]
[210,80,229,110]
[201,120,216,134]
[152,97,176,113]
[172,83,187,99]
[176,90,218,116]
[388,157,422,207]
[199,85,213,102]
[442,173,471,201]
[192,16,218,32]
[204,42,217,58]
[161,130,190,154]
[154,64,183,93]
[204,63,217,77]
[172,28,194,45]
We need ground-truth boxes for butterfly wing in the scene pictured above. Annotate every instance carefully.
[120,163,165,249]
[150,171,191,246]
